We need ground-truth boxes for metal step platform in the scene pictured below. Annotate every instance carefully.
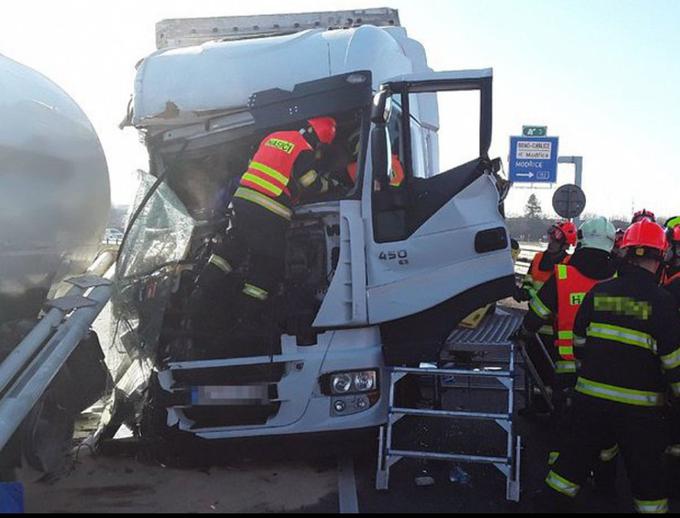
[376,310,523,502]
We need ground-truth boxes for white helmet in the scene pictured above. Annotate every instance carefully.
[579,217,616,252]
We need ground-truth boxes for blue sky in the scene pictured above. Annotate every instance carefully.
[2,0,678,218]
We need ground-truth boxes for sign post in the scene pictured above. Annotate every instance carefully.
[557,156,584,226]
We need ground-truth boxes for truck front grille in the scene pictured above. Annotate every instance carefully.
[184,404,281,429]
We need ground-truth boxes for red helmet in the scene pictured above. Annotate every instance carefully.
[622,219,668,255]
[632,209,656,224]
[614,228,625,249]
[550,221,578,247]
[669,225,680,244]
[307,117,337,145]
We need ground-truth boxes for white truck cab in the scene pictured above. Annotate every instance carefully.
[108,9,514,440]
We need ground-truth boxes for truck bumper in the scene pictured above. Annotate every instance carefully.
[160,327,389,439]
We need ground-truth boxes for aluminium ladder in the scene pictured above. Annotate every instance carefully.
[376,311,523,502]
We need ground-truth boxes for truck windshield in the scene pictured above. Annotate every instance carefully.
[117,171,195,281]
[111,171,197,360]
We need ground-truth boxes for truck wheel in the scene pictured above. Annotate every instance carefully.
[21,368,77,474]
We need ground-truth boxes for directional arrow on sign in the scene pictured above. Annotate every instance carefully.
[516,173,534,179]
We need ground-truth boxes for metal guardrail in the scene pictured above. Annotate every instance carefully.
[514,243,543,280]
[0,252,116,451]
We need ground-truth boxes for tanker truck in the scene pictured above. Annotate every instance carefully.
[0,54,111,480]
[106,8,514,441]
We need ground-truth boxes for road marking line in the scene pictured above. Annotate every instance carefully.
[337,456,359,514]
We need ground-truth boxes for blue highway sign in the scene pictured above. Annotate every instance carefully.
[509,136,559,183]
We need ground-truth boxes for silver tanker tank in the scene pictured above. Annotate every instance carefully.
[0,54,110,324]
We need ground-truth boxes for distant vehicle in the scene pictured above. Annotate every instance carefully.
[108,8,513,441]
[0,54,110,325]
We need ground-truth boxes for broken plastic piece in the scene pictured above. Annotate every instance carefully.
[448,465,471,485]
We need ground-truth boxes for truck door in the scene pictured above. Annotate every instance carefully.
[364,69,515,332]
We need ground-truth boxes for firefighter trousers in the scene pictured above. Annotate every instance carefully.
[545,395,670,513]
[196,198,288,319]
[547,378,619,490]
[229,198,288,303]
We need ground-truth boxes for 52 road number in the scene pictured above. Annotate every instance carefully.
[379,250,409,266]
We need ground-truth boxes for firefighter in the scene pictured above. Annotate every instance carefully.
[664,224,680,488]
[514,221,578,398]
[515,221,577,387]
[632,209,656,224]
[611,228,626,269]
[193,117,339,337]
[346,134,405,189]
[665,215,680,232]
[517,221,577,303]
[539,219,680,514]
[664,225,680,303]
[516,217,617,463]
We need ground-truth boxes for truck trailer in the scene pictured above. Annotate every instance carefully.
[0,54,111,480]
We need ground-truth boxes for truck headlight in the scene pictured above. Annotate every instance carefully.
[332,374,353,394]
[353,371,376,392]
[327,370,378,395]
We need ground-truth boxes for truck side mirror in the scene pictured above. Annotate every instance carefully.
[371,90,392,124]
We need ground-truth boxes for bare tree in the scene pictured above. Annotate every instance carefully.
[525,194,543,219]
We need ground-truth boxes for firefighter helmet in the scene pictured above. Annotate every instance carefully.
[550,221,578,247]
[632,209,656,224]
[578,217,617,252]
[622,219,668,257]
[614,228,626,250]
[666,226,680,264]
[307,117,337,145]
[665,215,680,230]
[667,225,680,248]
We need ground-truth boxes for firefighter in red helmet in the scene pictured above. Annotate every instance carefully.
[518,221,577,303]
[632,209,656,224]
[664,224,680,496]
[191,117,340,356]
[664,225,680,302]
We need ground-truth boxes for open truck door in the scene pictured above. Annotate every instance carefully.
[363,69,514,361]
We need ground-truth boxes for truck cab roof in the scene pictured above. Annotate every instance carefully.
[131,24,431,129]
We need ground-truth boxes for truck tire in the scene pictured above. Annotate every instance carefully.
[21,367,77,474]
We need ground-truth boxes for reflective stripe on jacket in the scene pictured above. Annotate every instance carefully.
[555,264,600,362]
[236,131,312,217]
[523,252,570,300]
[572,267,680,408]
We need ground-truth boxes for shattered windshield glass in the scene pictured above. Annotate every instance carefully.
[110,171,195,364]
[118,171,194,280]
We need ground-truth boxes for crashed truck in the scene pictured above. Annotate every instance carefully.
[106,8,515,441]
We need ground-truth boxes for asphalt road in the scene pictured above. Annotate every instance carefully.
[22,398,666,513]
[19,301,679,513]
